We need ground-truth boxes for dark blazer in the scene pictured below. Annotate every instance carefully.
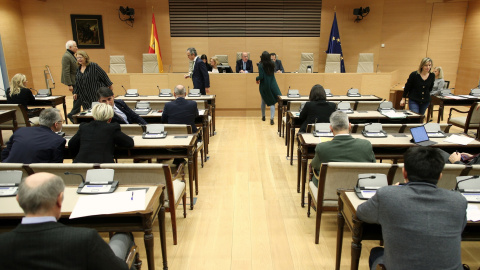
[357,182,467,270]
[61,49,77,87]
[162,97,199,133]
[192,57,210,95]
[298,100,336,133]
[0,221,128,270]
[274,59,284,73]
[68,121,134,163]
[6,87,35,110]
[112,99,147,125]
[236,59,254,73]
[2,126,66,163]
[403,71,435,104]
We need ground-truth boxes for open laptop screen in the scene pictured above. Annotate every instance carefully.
[410,126,429,143]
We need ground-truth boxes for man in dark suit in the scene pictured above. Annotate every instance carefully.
[357,147,467,270]
[184,47,210,95]
[2,108,66,163]
[0,172,134,269]
[236,52,254,73]
[310,111,375,187]
[162,84,199,133]
[270,53,284,73]
[97,87,147,125]
[62,40,81,123]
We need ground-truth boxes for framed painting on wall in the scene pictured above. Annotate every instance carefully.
[70,14,105,49]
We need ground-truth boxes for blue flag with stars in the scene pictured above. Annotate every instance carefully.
[326,12,345,73]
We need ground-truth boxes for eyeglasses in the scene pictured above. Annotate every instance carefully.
[57,120,66,124]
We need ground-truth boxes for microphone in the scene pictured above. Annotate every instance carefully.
[157,85,161,95]
[376,64,379,73]
[454,175,479,191]
[122,85,127,95]
[356,175,376,189]
[64,172,85,183]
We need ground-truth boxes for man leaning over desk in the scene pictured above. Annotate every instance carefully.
[97,87,147,125]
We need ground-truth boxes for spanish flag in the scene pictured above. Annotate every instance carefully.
[148,13,163,73]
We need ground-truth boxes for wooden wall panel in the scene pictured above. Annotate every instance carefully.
[456,1,480,94]
[0,0,33,81]
[427,2,468,90]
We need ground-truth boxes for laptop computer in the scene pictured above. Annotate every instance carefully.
[410,125,437,146]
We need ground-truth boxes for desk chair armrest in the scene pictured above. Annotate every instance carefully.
[308,163,320,181]
[172,160,187,182]
[448,107,470,121]
[125,245,142,269]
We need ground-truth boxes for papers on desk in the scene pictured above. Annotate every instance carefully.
[199,109,205,115]
[381,111,407,119]
[70,190,146,219]
[458,95,477,99]
[360,190,376,199]
[444,95,466,100]
[443,135,475,145]
[467,204,480,222]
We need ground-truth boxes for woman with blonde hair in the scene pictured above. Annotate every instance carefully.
[400,57,435,115]
[7,73,35,110]
[68,103,133,163]
[209,57,219,73]
[75,50,113,110]
[431,66,446,95]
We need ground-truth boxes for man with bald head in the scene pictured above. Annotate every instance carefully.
[162,84,199,133]
[0,173,133,269]
[236,52,253,73]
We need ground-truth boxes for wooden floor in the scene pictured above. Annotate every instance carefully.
[123,113,480,270]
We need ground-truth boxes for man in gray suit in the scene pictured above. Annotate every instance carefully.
[61,40,80,123]
[310,111,375,187]
[0,172,136,269]
[357,147,468,270]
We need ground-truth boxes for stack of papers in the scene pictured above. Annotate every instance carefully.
[467,204,480,222]
[381,111,406,119]
[443,135,475,145]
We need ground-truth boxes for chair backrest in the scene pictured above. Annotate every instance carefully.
[444,80,450,89]
[110,55,127,74]
[0,163,30,178]
[215,55,229,66]
[287,101,304,112]
[299,53,314,73]
[466,102,480,126]
[355,101,383,111]
[236,52,250,61]
[27,163,97,185]
[319,162,395,207]
[0,104,32,128]
[393,163,467,190]
[357,53,374,73]
[61,124,80,137]
[324,53,340,73]
[143,53,159,73]
[467,165,480,177]
[120,124,145,136]
[195,100,208,110]
[163,124,192,134]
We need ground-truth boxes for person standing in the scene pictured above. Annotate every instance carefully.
[61,40,80,123]
[400,57,435,115]
[75,50,113,110]
[256,51,281,125]
[184,48,210,95]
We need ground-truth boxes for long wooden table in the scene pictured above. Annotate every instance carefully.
[287,110,424,164]
[0,95,68,123]
[427,95,480,123]
[297,133,480,207]
[336,190,480,270]
[0,185,168,270]
[277,95,383,135]
[116,95,216,134]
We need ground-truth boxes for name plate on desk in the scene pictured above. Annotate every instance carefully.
[0,187,18,197]
[77,181,118,194]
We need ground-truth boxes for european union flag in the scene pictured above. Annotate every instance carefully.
[326,12,345,73]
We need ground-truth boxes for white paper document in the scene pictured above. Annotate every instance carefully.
[382,111,406,119]
[361,190,376,199]
[70,190,146,219]
[466,204,480,222]
[443,135,475,145]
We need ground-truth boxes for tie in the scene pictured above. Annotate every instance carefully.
[243,62,246,71]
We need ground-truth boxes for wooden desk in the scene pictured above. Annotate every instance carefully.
[277,95,383,135]
[286,110,424,164]
[427,95,480,123]
[0,96,68,124]
[296,133,480,207]
[0,185,168,270]
[0,110,17,145]
[336,190,480,270]
[117,95,216,133]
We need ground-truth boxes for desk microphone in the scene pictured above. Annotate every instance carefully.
[157,85,161,95]
[64,172,85,183]
[454,175,479,191]
[122,85,127,95]
[356,175,376,188]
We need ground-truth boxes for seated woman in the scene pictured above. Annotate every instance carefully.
[431,66,445,95]
[201,54,212,72]
[209,57,219,73]
[6,73,40,118]
[298,84,336,133]
[68,103,134,163]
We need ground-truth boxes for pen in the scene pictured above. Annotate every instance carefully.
[131,191,133,200]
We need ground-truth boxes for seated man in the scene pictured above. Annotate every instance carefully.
[310,111,375,187]
[97,87,147,125]
[162,84,199,134]
[270,53,284,73]
[0,173,135,269]
[357,147,467,270]
[236,52,253,73]
[2,108,66,163]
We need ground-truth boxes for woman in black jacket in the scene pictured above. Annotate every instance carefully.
[6,73,37,116]
[400,57,435,115]
[298,84,336,133]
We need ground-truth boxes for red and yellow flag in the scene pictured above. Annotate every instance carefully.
[148,13,164,73]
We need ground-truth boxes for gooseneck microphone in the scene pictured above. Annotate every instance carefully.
[122,85,127,95]
[157,85,161,95]
[356,175,376,188]
[64,172,85,183]
[454,175,479,191]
